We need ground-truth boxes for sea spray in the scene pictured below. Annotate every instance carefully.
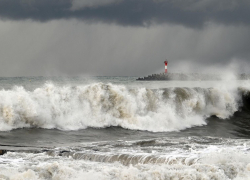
[0,82,245,132]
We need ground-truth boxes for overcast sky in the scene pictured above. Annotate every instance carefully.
[0,0,249,77]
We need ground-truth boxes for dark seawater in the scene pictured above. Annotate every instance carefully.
[0,76,250,180]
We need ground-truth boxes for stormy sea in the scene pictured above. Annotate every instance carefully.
[0,76,250,180]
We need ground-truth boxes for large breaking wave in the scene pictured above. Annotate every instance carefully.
[0,82,249,131]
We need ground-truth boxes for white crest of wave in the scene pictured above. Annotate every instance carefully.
[0,82,243,131]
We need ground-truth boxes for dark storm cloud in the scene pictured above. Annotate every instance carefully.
[0,0,250,27]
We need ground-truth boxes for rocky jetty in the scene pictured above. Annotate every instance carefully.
[137,73,250,81]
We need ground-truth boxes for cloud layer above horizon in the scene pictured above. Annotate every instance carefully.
[0,0,249,76]
[0,0,250,27]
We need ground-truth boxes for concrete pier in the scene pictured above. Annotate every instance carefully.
[136,73,250,81]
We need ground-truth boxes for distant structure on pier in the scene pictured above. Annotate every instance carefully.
[136,60,250,81]
[164,60,168,73]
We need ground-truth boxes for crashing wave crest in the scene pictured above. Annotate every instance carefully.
[0,82,247,131]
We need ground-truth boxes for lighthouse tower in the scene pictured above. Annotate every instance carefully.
[164,60,168,73]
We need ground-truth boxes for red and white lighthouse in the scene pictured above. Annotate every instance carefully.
[164,60,168,73]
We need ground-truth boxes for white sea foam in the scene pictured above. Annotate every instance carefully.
[1,142,250,180]
[0,82,247,132]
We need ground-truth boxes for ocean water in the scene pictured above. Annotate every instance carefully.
[0,76,250,180]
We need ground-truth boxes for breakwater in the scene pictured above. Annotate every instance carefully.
[136,73,250,81]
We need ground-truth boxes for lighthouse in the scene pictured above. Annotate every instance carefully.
[164,60,168,73]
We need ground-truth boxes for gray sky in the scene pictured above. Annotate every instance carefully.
[0,0,249,76]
